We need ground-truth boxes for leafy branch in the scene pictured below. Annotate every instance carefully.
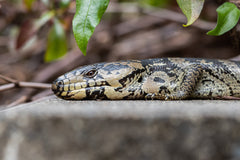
[177,0,240,36]
[72,0,240,56]
[19,0,240,59]
[17,0,70,62]
[207,2,240,36]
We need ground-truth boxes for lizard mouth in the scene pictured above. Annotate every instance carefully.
[52,79,111,100]
[52,86,111,100]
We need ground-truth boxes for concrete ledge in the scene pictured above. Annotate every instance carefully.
[1,96,240,160]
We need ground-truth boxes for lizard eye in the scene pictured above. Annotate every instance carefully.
[84,69,97,78]
[57,81,63,86]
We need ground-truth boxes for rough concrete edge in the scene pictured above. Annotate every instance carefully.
[1,96,240,121]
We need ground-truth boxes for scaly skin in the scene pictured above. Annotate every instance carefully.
[52,58,240,100]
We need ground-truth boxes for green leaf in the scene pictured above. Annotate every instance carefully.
[60,0,70,9]
[45,19,67,62]
[207,2,240,36]
[140,0,170,8]
[23,0,36,10]
[35,11,54,29]
[177,0,204,27]
[73,0,109,55]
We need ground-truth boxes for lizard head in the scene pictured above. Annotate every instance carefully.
[52,61,145,100]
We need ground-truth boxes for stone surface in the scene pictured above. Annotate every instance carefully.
[1,96,240,160]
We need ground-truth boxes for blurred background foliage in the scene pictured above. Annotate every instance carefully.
[0,0,240,105]
[139,0,170,7]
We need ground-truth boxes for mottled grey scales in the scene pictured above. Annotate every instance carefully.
[52,58,240,100]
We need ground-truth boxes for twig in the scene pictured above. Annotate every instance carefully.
[0,83,15,91]
[0,82,51,92]
[0,74,17,83]
[0,74,52,107]
[106,2,140,13]
[0,74,51,92]
[114,15,165,37]
[18,82,51,89]
[142,8,216,31]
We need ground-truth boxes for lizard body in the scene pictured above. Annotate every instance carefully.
[52,58,240,100]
